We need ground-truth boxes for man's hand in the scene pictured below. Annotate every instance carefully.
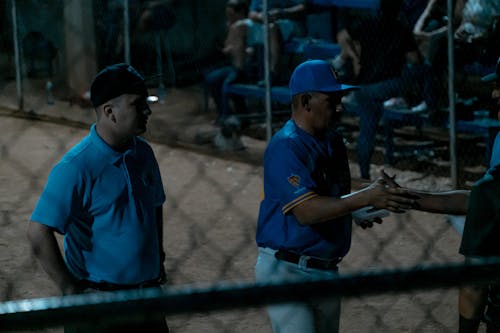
[380,169,401,188]
[365,172,419,213]
[356,216,383,229]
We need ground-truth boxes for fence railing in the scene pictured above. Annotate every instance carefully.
[2,259,500,331]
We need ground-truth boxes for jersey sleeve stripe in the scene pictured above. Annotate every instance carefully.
[282,191,318,214]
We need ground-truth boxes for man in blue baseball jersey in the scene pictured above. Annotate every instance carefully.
[255,59,418,333]
[27,63,169,332]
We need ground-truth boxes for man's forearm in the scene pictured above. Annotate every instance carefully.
[27,223,80,294]
[412,190,469,215]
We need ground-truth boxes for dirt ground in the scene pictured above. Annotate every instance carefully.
[0,82,483,332]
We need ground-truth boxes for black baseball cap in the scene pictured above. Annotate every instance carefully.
[90,63,150,107]
[481,56,500,84]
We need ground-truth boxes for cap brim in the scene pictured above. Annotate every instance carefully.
[318,84,359,93]
[340,84,358,92]
[481,73,498,82]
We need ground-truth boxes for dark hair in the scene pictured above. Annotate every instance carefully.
[379,0,403,18]
[226,0,248,15]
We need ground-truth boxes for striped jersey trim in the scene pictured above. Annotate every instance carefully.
[282,191,318,214]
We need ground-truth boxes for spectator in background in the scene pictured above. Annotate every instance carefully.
[246,0,306,84]
[335,0,436,180]
[205,0,253,125]
[454,0,500,45]
[454,0,500,70]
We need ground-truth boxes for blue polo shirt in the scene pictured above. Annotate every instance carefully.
[256,120,352,258]
[31,124,165,284]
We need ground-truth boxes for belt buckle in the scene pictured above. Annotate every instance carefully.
[311,256,340,271]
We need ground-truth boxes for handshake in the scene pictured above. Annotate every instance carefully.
[345,170,421,229]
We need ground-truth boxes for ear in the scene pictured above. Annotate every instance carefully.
[300,94,311,111]
[102,104,116,123]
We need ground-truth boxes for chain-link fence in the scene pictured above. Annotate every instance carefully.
[1,0,500,332]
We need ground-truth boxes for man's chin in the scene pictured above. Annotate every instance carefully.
[135,126,147,135]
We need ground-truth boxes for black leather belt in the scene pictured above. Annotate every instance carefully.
[80,279,161,291]
[275,249,341,271]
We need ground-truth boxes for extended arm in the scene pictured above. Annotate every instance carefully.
[292,181,416,225]
[27,222,82,295]
[410,190,469,215]
[249,3,306,23]
[381,171,469,215]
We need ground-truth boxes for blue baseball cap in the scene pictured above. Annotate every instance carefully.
[481,56,500,84]
[289,59,358,96]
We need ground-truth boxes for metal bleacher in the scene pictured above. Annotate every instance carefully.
[381,107,500,165]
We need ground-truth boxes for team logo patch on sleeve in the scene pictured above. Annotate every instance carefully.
[287,174,301,187]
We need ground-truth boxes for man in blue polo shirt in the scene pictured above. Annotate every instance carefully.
[255,59,417,333]
[28,63,168,332]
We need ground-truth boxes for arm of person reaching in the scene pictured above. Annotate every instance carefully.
[381,170,469,215]
[27,222,83,295]
[268,3,306,21]
[291,177,416,226]
[410,190,469,215]
[249,3,306,23]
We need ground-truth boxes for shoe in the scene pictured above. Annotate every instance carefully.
[383,97,408,109]
[410,101,428,113]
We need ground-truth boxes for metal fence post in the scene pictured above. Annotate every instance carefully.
[123,0,131,64]
[263,0,272,143]
[11,0,23,111]
[447,0,457,188]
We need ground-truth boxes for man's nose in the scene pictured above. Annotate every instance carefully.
[336,103,344,113]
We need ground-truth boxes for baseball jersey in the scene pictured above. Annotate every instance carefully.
[459,165,500,257]
[31,124,166,284]
[256,119,352,259]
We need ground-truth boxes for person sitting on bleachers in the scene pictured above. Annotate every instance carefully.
[335,0,435,180]
[244,0,307,84]
[205,0,255,125]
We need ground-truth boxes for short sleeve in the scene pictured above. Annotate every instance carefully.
[265,139,318,214]
[30,162,83,234]
[460,175,500,257]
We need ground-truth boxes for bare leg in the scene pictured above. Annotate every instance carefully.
[269,23,280,73]
[336,29,361,77]
[223,20,248,70]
